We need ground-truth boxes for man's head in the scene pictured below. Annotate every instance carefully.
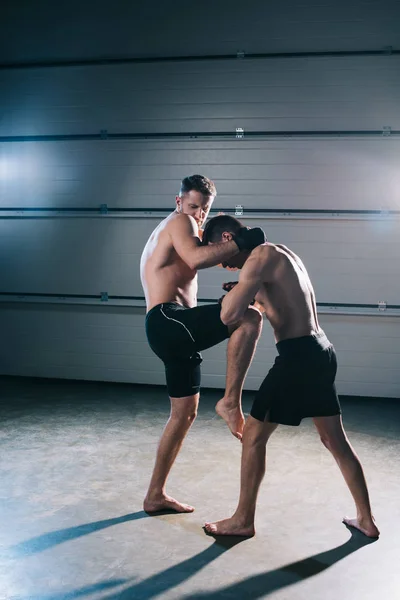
[202,214,249,269]
[175,174,216,228]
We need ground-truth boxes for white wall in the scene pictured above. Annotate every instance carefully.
[1,303,400,398]
[1,13,400,398]
[1,208,400,397]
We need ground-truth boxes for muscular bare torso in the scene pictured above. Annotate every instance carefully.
[253,244,321,343]
[140,213,198,311]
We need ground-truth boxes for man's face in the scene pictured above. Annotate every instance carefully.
[209,232,247,270]
[176,190,214,229]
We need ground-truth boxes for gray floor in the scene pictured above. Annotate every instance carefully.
[1,376,399,600]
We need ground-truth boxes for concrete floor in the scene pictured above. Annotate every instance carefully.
[1,376,399,600]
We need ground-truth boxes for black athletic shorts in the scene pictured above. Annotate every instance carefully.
[251,331,342,426]
[145,302,231,398]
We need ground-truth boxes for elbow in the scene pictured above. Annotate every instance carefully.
[186,254,199,271]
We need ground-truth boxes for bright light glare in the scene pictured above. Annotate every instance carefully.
[0,158,17,180]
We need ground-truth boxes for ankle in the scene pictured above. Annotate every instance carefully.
[233,510,254,527]
[357,512,374,524]
[219,396,241,408]
[145,489,165,501]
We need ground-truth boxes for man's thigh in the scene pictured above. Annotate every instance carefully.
[178,302,231,351]
[170,394,200,417]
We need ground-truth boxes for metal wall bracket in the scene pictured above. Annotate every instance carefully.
[378,301,387,311]
[236,127,244,139]
[235,205,244,216]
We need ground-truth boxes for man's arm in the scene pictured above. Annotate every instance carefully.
[169,214,240,270]
[220,246,277,326]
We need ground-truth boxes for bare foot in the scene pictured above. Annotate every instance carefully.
[204,516,255,537]
[143,494,195,514]
[215,398,245,440]
[343,516,380,538]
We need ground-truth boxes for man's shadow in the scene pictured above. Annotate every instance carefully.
[14,537,243,600]
[9,511,149,556]
[180,527,377,599]
[13,527,375,600]
[73,527,375,600]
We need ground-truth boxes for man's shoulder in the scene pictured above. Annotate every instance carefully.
[168,212,198,235]
[250,243,276,260]
[244,243,281,278]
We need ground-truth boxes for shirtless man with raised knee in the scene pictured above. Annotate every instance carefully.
[201,214,380,538]
[140,175,266,513]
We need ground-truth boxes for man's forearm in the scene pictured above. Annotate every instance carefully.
[191,240,239,270]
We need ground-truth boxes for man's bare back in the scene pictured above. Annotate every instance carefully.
[218,241,322,344]
[251,243,321,342]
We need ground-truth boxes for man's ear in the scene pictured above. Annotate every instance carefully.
[221,231,233,242]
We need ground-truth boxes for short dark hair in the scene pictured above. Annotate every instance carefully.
[202,214,243,244]
[179,174,217,198]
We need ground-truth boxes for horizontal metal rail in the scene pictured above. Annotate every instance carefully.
[1,292,399,315]
[1,207,399,216]
[1,130,400,143]
[0,47,399,70]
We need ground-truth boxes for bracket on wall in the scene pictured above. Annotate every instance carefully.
[235,205,244,216]
[236,127,244,139]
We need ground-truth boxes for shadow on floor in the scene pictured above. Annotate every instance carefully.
[180,528,377,599]
[23,528,375,600]
[13,580,134,600]
[10,511,149,557]
[16,537,243,600]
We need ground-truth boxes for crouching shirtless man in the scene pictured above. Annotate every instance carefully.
[202,214,380,538]
[140,176,266,514]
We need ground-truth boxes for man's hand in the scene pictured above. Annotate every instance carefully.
[222,281,239,292]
